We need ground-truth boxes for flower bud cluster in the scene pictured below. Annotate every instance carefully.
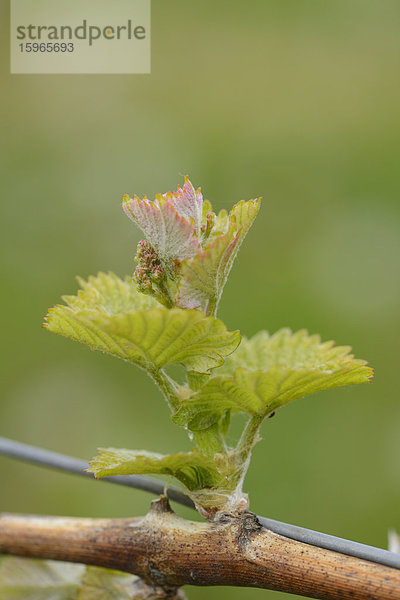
[134,240,173,307]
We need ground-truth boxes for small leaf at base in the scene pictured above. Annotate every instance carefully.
[0,556,140,600]
[88,448,225,491]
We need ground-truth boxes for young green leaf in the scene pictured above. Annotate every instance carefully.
[174,329,373,431]
[0,555,85,599]
[61,271,158,313]
[0,556,142,600]
[44,272,240,374]
[76,566,139,600]
[88,448,224,491]
[177,198,261,312]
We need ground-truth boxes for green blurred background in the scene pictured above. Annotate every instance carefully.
[1,1,400,598]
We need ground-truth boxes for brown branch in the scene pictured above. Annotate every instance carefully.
[1,498,399,600]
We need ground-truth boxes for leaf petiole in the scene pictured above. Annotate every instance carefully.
[150,369,180,412]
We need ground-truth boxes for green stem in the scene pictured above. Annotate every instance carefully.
[155,279,174,309]
[215,415,263,494]
[205,296,218,318]
[150,370,180,412]
[235,414,264,471]
[152,370,226,459]
[193,426,227,459]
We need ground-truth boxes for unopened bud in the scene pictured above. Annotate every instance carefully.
[151,265,164,283]
[136,239,153,261]
[134,268,153,294]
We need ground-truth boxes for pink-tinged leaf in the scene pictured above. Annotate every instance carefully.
[170,176,203,238]
[123,195,200,264]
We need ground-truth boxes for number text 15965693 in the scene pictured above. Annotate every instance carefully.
[19,42,74,53]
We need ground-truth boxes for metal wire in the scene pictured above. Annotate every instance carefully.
[0,437,194,508]
[1,436,399,570]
